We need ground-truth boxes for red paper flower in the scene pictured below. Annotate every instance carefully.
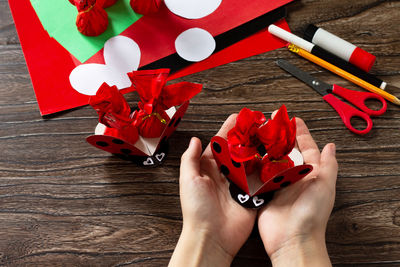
[89,83,133,130]
[257,105,296,160]
[72,0,109,36]
[130,0,163,15]
[227,108,266,162]
[128,69,202,138]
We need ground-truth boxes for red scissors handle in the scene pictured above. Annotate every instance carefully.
[323,94,373,135]
[332,84,387,116]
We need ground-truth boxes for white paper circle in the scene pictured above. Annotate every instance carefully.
[165,0,222,19]
[104,35,141,73]
[175,28,216,62]
[289,148,304,166]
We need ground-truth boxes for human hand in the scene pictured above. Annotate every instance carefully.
[169,114,257,267]
[258,116,338,267]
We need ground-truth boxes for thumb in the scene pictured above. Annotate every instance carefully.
[319,143,338,187]
[180,137,202,181]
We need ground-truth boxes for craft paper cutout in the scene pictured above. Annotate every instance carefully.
[9,0,293,115]
[87,69,202,166]
[30,0,141,62]
[87,104,185,167]
[168,19,290,80]
[211,106,313,209]
[164,0,222,19]
[70,35,141,95]
[142,7,287,73]
[175,28,216,62]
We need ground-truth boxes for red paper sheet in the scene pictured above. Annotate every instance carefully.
[9,0,292,115]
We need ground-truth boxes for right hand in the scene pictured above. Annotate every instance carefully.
[257,117,338,267]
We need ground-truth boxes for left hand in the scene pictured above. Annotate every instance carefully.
[169,114,257,267]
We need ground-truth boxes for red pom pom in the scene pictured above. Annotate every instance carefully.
[132,107,169,138]
[130,0,163,15]
[73,0,109,36]
[260,155,294,183]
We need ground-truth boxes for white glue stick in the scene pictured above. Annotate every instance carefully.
[304,24,376,73]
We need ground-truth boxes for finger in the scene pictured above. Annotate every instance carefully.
[318,143,338,187]
[271,109,278,119]
[295,118,320,172]
[180,137,203,181]
[203,114,238,159]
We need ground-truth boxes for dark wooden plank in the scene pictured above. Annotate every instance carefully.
[1,0,400,266]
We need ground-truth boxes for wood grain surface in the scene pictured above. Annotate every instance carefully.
[1,0,400,266]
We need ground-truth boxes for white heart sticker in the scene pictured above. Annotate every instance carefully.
[69,36,141,96]
[155,152,165,162]
[143,157,155,166]
[252,196,264,207]
[238,194,250,204]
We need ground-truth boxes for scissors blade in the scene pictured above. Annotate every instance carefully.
[276,59,332,96]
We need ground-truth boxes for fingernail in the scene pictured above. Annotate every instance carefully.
[189,137,196,147]
[330,143,336,156]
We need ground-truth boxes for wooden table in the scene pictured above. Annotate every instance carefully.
[1,0,399,266]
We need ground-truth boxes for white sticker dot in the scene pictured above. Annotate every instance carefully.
[175,28,216,62]
[165,0,222,19]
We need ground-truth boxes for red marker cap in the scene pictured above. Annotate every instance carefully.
[349,47,376,73]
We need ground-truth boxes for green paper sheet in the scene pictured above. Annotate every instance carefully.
[30,0,142,63]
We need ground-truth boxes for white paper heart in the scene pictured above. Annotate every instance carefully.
[252,196,264,207]
[143,157,155,166]
[155,152,165,162]
[69,36,141,96]
[238,194,250,204]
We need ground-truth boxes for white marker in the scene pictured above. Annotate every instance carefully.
[268,24,314,52]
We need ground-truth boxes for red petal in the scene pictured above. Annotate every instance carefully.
[229,144,259,162]
[257,105,296,160]
[161,82,202,109]
[128,69,170,110]
[89,83,132,130]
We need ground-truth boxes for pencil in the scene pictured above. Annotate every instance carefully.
[287,44,400,105]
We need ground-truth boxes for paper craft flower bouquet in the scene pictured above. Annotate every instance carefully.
[86,68,202,167]
[211,106,313,208]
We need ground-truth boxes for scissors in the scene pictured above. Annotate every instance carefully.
[276,59,387,135]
